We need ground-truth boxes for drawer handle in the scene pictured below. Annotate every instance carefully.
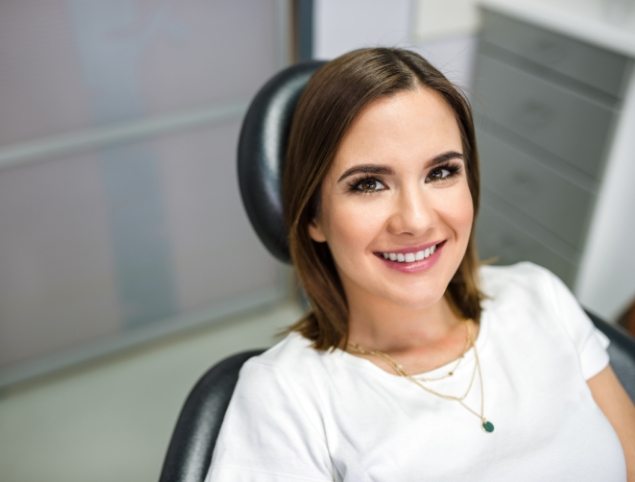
[511,172,537,193]
[516,100,554,131]
[532,38,566,64]
[499,233,519,250]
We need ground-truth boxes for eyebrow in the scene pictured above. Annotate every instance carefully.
[336,150,464,183]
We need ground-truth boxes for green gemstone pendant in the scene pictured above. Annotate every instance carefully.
[482,420,495,433]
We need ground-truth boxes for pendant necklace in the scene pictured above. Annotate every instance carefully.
[348,321,495,433]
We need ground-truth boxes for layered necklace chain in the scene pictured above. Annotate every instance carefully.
[348,321,495,433]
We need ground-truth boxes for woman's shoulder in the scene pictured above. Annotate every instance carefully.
[478,262,610,380]
[479,260,553,287]
[232,332,333,412]
[477,261,575,322]
[241,331,328,380]
[479,261,557,303]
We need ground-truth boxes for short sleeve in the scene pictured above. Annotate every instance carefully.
[205,359,334,482]
[542,266,610,380]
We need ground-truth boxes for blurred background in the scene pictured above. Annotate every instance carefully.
[0,0,633,480]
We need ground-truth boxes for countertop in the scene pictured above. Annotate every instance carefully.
[479,0,635,57]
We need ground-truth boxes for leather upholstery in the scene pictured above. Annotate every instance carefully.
[237,61,324,263]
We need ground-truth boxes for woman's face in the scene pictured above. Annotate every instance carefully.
[309,87,474,314]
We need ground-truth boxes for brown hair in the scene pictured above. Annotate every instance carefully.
[283,47,483,350]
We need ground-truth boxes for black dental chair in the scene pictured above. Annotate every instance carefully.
[158,61,635,482]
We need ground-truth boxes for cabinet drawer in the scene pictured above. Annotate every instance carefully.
[480,9,630,99]
[476,201,576,286]
[473,54,615,179]
[478,129,594,249]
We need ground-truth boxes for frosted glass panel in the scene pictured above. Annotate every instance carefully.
[0,154,121,366]
[0,120,281,370]
[0,0,287,381]
[0,0,279,145]
[158,121,280,312]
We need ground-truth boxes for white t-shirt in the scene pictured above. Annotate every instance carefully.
[206,262,626,481]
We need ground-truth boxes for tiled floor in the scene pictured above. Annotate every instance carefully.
[0,301,302,482]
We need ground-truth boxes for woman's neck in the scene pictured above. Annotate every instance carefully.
[345,294,476,375]
[346,294,464,353]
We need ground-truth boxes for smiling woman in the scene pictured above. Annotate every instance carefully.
[205,48,634,481]
[284,48,483,353]
[307,87,475,354]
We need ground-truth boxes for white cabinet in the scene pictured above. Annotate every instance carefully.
[473,6,633,309]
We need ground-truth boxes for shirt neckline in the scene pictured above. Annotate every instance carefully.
[333,311,491,383]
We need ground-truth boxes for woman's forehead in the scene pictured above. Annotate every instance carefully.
[328,88,462,174]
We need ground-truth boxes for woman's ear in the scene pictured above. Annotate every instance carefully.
[308,218,327,243]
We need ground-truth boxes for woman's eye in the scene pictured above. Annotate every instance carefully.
[350,177,386,193]
[426,164,461,183]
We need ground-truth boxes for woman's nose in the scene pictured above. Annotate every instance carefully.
[387,186,435,236]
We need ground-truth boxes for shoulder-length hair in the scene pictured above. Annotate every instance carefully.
[282,47,483,350]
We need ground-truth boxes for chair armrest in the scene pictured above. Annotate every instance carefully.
[159,349,265,482]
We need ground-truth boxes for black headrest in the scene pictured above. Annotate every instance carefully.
[237,61,325,263]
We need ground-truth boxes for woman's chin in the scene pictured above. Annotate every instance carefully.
[381,288,447,312]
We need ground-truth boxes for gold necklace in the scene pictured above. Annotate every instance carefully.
[350,321,473,385]
[416,320,470,382]
[348,322,495,433]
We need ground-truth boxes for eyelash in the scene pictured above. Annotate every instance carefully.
[347,163,463,194]
[347,176,386,194]
[427,163,462,182]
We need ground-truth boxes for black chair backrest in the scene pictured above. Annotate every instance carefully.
[237,60,325,263]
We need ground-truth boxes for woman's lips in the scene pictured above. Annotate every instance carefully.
[375,241,445,273]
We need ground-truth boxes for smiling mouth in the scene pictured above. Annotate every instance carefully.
[376,241,444,263]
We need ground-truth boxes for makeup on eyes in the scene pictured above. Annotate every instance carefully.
[345,160,464,194]
[347,176,386,194]
[425,162,462,183]
[338,150,464,188]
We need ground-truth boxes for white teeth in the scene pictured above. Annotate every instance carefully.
[381,244,438,263]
